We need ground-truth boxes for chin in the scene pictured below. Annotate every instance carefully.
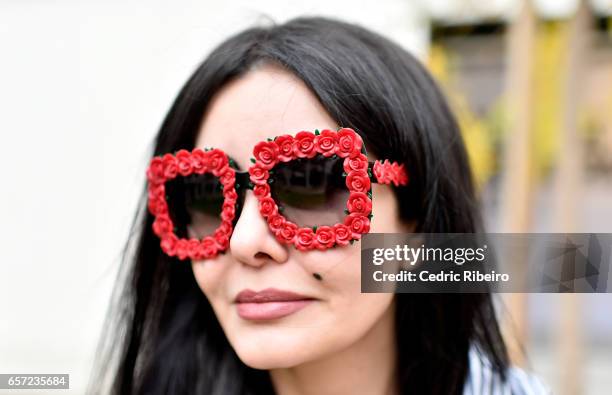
[236,347,309,370]
[230,333,317,369]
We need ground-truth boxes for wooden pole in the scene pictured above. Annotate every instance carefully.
[553,1,590,394]
[499,0,537,367]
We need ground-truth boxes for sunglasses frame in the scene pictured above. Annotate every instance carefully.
[146,127,408,260]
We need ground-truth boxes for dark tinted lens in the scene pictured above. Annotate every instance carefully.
[270,156,349,228]
[166,173,236,239]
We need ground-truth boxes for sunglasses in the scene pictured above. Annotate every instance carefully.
[146,127,408,260]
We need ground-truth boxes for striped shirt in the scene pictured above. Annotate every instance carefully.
[463,347,552,395]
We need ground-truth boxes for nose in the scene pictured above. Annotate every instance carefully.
[229,191,289,267]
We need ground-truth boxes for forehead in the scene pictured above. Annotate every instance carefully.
[194,64,339,169]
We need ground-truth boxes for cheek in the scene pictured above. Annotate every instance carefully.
[318,251,394,344]
[313,246,394,325]
[191,257,231,317]
[370,183,406,233]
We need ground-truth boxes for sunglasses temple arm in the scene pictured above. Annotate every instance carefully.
[368,160,409,187]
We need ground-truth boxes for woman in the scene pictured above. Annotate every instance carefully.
[92,16,549,395]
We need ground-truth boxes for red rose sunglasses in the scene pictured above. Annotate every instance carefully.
[146,127,409,260]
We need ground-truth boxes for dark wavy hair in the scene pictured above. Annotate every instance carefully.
[90,16,509,395]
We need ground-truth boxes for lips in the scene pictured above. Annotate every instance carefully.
[234,288,315,320]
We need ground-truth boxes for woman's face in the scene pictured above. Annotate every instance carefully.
[191,63,410,369]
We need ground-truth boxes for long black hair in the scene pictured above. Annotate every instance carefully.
[90,16,509,395]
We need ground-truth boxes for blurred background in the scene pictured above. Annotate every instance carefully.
[0,0,610,394]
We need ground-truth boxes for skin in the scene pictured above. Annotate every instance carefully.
[191,63,412,395]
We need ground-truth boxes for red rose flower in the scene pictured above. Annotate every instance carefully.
[208,148,228,170]
[253,141,280,169]
[187,238,200,259]
[176,149,193,176]
[219,167,236,186]
[315,226,336,249]
[345,171,371,193]
[267,214,286,233]
[210,163,225,177]
[274,135,294,162]
[191,149,208,174]
[373,160,387,184]
[314,129,338,157]
[385,162,409,186]
[222,200,235,213]
[146,157,165,185]
[148,183,165,200]
[293,131,317,158]
[148,197,168,216]
[199,236,219,258]
[344,213,370,239]
[346,192,372,215]
[343,153,368,173]
[333,223,352,245]
[221,201,236,222]
[396,164,409,185]
[373,159,409,186]
[192,246,204,260]
[336,128,362,158]
[249,163,269,185]
[295,228,315,251]
[153,214,174,237]
[162,153,178,179]
[385,163,394,184]
[276,221,298,243]
[259,197,278,218]
[388,162,399,185]
[224,188,238,203]
[218,220,233,236]
[253,184,271,199]
[214,231,230,250]
[175,239,190,260]
[160,234,178,256]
